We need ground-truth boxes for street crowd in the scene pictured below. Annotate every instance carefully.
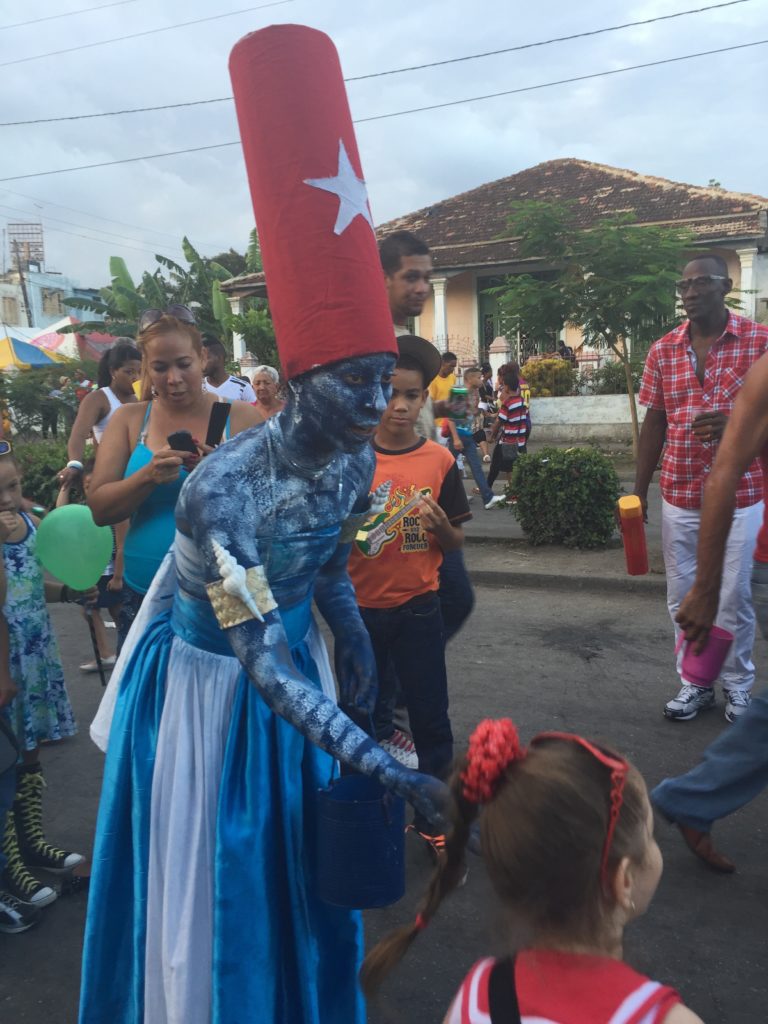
[1,226,768,1024]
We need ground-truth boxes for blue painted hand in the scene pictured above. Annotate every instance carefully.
[335,627,378,714]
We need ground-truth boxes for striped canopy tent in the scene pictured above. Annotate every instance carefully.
[29,317,120,361]
[28,316,82,359]
[0,335,67,369]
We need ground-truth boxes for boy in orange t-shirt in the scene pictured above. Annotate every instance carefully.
[348,336,471,851]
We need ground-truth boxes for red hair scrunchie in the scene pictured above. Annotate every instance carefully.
[461,718,526,804]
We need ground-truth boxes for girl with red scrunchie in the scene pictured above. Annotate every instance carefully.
[361,718,703,1024]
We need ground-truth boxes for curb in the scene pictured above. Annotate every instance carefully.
[467,568,667,596]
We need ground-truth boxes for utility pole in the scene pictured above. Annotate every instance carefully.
[12,240,32,327]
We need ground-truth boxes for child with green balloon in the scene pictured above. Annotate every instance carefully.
[0,445,104,916]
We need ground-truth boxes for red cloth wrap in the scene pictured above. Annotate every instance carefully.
[229,24,396,380]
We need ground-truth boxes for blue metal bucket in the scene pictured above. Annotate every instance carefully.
[317,774,405,909]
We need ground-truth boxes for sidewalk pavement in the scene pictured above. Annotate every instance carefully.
[461,463,666,595]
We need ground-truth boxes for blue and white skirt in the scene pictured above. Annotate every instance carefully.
[80,580,364,1024]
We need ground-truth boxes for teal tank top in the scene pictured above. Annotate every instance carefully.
[122,403,229,594]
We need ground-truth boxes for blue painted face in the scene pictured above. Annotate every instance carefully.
[290,353,395,454]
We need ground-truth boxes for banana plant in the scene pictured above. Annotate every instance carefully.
[62,238,245,347]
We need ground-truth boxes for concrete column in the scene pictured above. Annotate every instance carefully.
[432,277,448,351]
[488,336,511,377]
[228,295,245,360]
[736,247,758,319]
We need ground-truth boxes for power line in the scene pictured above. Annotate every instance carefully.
[0,0,752,126]
[5,219,182,258]
[1,37,766,183]
[0,143,239,182]
[0,0,138,31]
[353,38,768,122]
[0,201,185,255]
[0,0,294,70]
[1,96,230,128]
[346,0,754,80]
[0,186,232,251]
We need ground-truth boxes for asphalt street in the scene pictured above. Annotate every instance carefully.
[1,580,767,1023]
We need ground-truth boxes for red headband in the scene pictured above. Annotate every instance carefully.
[533,732,629,887]
[461,720,629,887]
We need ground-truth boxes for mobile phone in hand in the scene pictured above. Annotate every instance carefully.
[205,402,231,448]
[166,429,198,454]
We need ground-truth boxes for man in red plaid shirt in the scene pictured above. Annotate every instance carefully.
[635,254,768,724]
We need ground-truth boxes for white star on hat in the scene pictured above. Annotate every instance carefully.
[304,139,375,236]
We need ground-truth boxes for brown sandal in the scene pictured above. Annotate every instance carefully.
[678,825,735,873]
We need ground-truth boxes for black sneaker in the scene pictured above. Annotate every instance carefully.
[1,865,57,908]
[2,813,57,908]
[0,890,41,934]
[14,767,86,872]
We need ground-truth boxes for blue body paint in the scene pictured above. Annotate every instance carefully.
[176,353,448,829]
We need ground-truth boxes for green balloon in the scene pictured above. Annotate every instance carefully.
[35,505,113,590]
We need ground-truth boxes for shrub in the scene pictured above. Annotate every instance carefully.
[521,357,577,397]
[15,439,71,509]
[508,446,620,548]
[581,360,643,395]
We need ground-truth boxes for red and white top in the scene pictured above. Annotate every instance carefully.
[446,951,681,1024]
[638,312,768,511]
[497,395,528,448]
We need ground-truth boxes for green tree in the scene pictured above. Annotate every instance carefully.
[208,248,247,278]
[245,228,263,273]
[226,305,279,369]
[158,237,234,339]
[61,256,164,335]
[62,241,238,342]
[490,202,691,454]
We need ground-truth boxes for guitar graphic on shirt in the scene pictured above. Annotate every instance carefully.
[355,487,432,557]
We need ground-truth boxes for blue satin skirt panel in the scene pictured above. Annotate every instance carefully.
[79,612,171,1024]
[79,598,364,1024]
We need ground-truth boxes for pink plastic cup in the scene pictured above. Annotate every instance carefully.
[675,626,734,688]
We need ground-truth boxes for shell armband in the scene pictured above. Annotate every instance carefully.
[206,540,278,629]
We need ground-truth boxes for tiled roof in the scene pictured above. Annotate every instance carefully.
[375,158,768,272]
[221,270,265,295]
[222,159,768,293]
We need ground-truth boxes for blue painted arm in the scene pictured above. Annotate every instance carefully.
[197,522,448,830]
[313,539,378,715]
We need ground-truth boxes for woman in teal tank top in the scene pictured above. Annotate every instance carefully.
[85,311,263,649]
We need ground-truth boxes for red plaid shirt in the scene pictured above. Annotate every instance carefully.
[639,312,768,510]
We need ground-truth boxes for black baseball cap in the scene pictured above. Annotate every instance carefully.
[396,334,442,386]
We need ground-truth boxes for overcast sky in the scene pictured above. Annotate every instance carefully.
[1,0,765,288]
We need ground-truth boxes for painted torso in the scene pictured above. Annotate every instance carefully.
[175,415,373,605]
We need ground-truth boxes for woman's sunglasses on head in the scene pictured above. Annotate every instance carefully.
[138,305,197,333]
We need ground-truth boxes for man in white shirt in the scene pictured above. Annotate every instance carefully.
[202,337,257,402]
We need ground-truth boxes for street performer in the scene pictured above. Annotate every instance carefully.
[78,25,446,1024]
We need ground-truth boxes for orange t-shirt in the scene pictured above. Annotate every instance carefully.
[348,439,471,609]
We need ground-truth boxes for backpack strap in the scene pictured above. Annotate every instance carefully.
[488,956,521,1024]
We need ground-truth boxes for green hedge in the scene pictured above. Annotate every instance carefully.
[15,439,71,509]
[508,446,620,548]
[520,357,577,397]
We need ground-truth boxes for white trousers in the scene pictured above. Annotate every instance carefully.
[662,498,763,693]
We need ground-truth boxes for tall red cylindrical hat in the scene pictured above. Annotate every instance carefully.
[229,24,396,380]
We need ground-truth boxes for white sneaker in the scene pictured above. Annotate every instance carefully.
[484,495,506,509]
[380,728,418,770]
[724,689,751,724]
[664,684,715,721]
